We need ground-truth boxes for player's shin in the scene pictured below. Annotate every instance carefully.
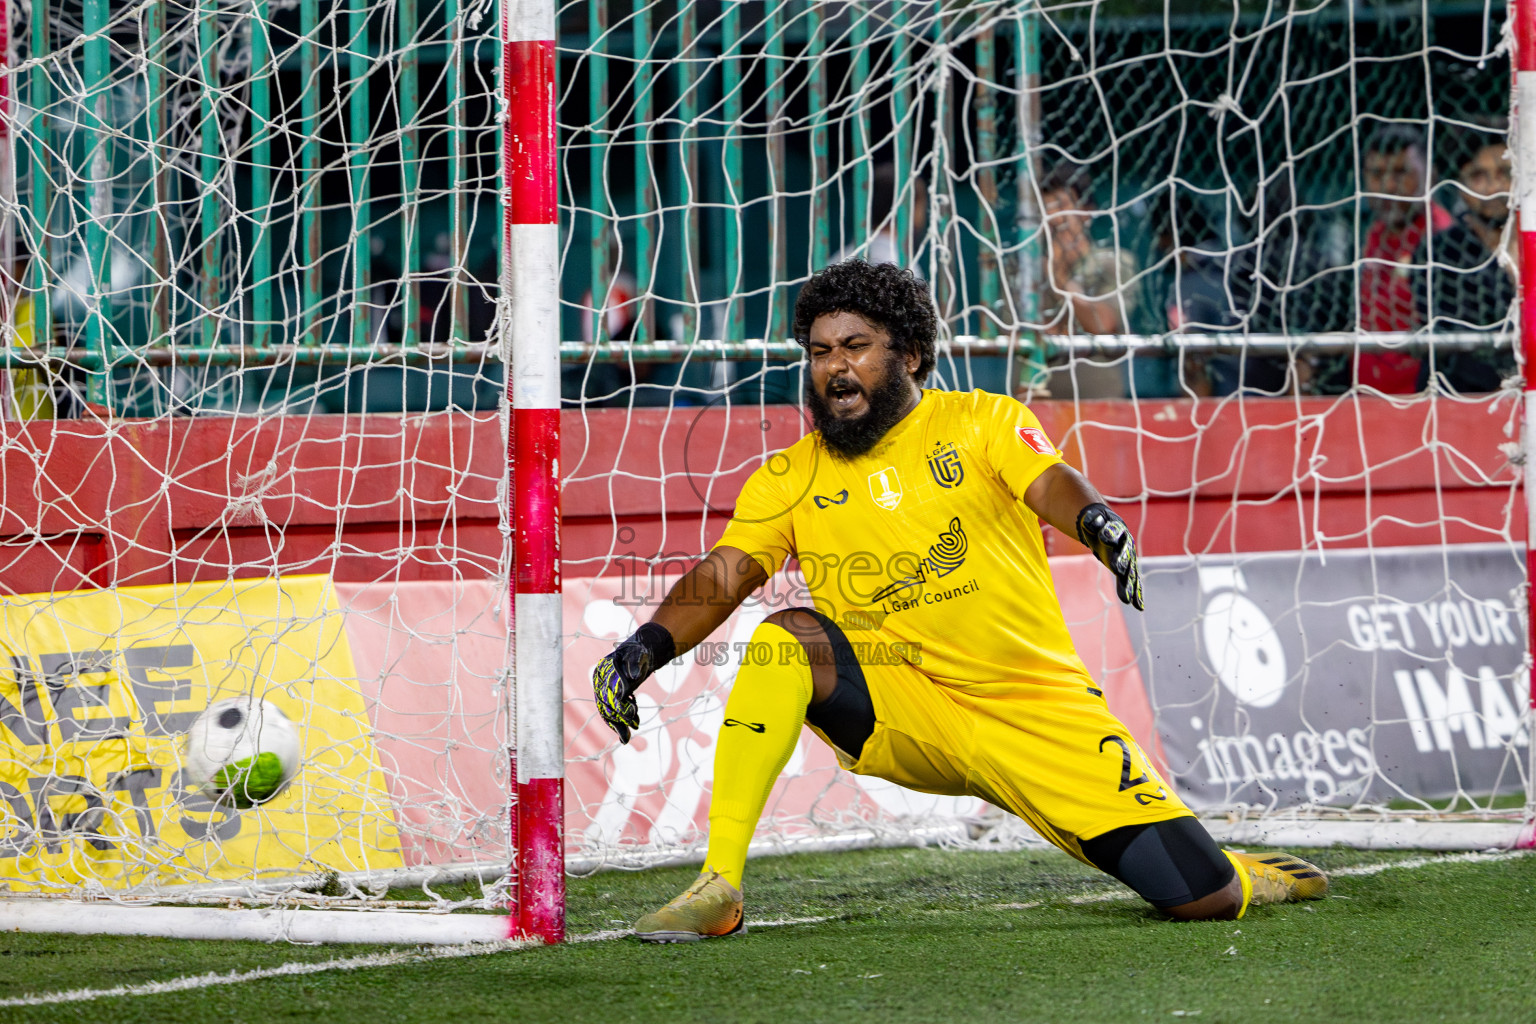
[704,622,815,890]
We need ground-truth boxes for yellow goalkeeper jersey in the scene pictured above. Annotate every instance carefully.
[716,389,1096,695]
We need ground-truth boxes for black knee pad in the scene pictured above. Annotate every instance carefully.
[1080,816,1236,909]
[793,608,876,761]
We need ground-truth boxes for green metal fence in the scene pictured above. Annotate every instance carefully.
[7,0,503,415]
[0,1,1514,415]
[556,1,1509,404]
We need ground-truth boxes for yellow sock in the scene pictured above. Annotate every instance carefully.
[1223,850,1253,919]
[703,621,814,891]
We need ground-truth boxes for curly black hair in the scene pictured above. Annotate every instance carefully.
[792,260,937,383]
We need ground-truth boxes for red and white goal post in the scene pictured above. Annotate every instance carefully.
[1,0,1536,948]
[0,0,566,944]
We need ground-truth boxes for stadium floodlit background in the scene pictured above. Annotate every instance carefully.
[0,0,1534,1018]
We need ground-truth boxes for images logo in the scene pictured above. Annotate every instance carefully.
[927,441,964,489]
[813,489,849,509]
[868,467,903,510]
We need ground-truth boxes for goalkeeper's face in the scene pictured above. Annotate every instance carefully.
[805,311,922,459]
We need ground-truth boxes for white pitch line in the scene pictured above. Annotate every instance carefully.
[749,915,833,928]
[1068,891,1137,904]
[1326,848,1532,877]
[0,942,529,1009]
[0,916,834,1008]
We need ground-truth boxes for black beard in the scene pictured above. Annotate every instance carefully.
[806,360,916,460]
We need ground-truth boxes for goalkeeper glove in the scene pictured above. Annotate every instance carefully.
[592,621,676,744]
[1076,503,1145,611]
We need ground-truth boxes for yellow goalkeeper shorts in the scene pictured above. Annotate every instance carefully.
[810,658,1191,865]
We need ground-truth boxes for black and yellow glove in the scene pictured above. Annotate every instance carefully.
[1076,503,1145,611]
[592,621,676,744]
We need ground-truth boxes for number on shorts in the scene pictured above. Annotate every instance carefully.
[1098,735,1149,792]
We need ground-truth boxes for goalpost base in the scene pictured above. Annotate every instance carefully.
[0,901,525,946]
[1204,818,1536,852]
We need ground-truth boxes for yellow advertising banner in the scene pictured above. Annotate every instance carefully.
[0,576,404,892]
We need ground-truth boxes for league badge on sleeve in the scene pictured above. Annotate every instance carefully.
[1016,426,1056,456]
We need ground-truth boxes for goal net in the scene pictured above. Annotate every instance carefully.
[558,0,1532,864]
[0,0,532,943]
[0,0,1531,947]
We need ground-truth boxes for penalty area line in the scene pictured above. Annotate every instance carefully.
[0,916,833,1008]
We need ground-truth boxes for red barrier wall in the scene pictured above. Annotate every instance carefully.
[1038,395,1522,557]
[561,395,1523,567]
[0,413,503,592]
[0,395,1520,593]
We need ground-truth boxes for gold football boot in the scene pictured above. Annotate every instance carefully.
[633,870,746,943]
[1226,849,1330,911]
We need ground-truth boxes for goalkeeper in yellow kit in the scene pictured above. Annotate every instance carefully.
[593,261,1327,942]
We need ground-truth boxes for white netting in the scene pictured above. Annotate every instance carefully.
[557,0,1531,867]
[0,0,514,911]
[0,0,1531,932]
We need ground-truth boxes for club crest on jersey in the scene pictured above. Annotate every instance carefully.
[813,489,849,509]
[927,441,964,489]
[868,467,904,510]
[1017,426,1055,456]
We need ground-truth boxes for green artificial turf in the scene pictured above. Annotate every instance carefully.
[1,845,1532,1024]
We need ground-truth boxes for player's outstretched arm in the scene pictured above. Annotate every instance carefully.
[1022,463,1144,611]
[593,545,769,742]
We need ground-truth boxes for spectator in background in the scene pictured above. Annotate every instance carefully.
[1413,126,1517,393]
[566,268,650,406]
[1143,187,1231,396]
[1158,189,1240,336]
[1040,164,1139,337]
[582,270,641,345]
[1037,164,1139,399]
[1227,175,1354,394]
[1358,125,1454,393]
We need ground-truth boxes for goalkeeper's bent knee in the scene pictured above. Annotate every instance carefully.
[1080,816,1236,910]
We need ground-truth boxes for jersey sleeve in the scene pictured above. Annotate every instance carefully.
[974,392,1067,501]
[713,459,797,577]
